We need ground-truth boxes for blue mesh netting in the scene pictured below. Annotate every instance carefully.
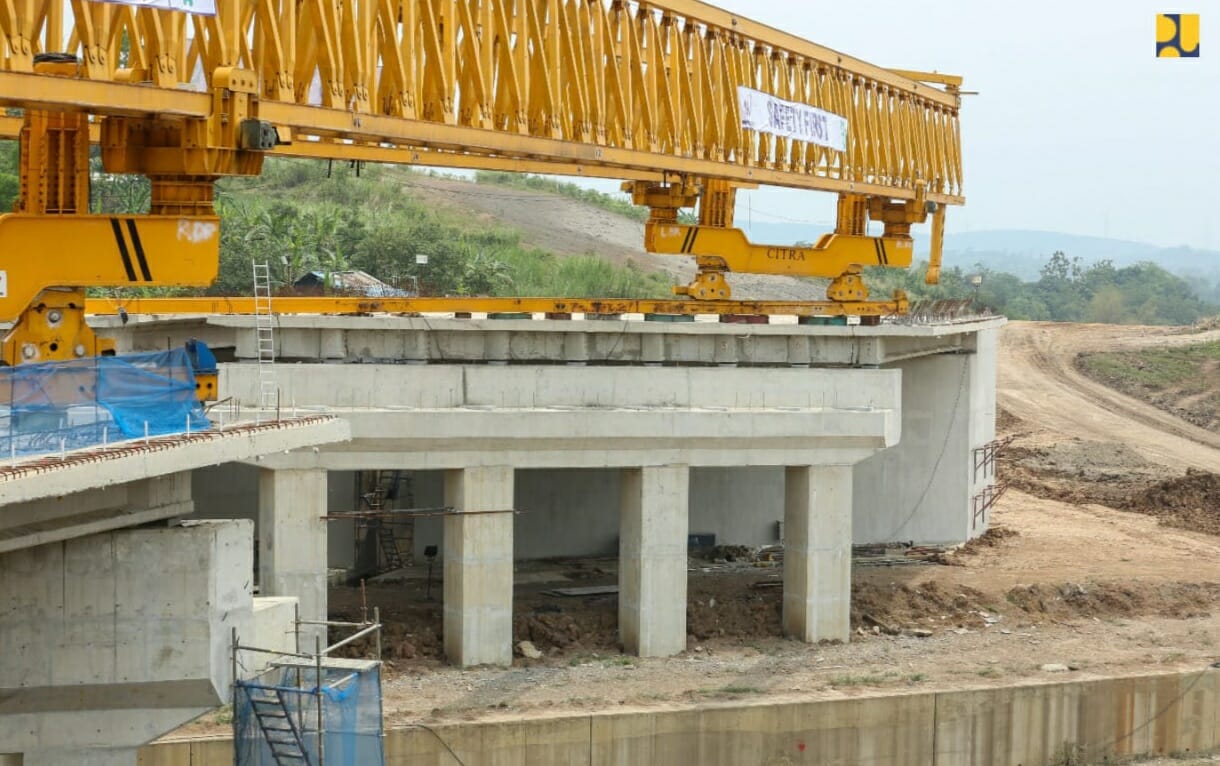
[235,664,385,766]
[0,349,209,458]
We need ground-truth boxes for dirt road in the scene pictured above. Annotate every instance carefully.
[998,321,1220,470]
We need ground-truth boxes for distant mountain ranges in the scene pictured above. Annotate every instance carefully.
[738,223,1220,285]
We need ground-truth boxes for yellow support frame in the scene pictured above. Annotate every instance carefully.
[0,0,963,203]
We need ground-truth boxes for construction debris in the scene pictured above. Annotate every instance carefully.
[516,640,543,660]
[541,586,619,598]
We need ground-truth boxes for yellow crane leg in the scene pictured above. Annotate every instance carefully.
[927,205,946,285]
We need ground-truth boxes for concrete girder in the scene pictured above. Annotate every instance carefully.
[95,315,1002,370]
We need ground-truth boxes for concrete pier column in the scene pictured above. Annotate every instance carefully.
[783,465,852,643]
[443,466,514,667]
[619,465,689,657]
[258,469,328,646]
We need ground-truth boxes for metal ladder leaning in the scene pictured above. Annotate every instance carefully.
[252,263,278,412]
[376,524,405,571]
[248,687,310,764]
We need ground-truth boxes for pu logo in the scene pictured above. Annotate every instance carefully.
[1157,14,1199,57]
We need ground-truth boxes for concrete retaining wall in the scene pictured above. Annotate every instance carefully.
[137,669,1219,766]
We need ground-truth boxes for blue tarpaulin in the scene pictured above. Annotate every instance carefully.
[0,349,209,457]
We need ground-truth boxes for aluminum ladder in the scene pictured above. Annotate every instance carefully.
[252,263,278,411]
[248,687,310,765]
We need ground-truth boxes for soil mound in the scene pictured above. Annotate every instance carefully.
[1120,469,1220,535]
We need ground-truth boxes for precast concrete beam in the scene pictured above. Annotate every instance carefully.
[200,314,1003,368]
[258,468,328,649]
[223,363,901,412]
[443,466,515,667]
[620,465,689,657]
[251,408,895,471]
[783,465,853,643]
[0,417,349,507]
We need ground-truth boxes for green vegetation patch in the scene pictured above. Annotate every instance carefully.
[1079,341,1220,393]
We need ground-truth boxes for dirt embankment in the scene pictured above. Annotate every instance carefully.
[1075,337,1220,432]
[998,322,1220,536]
[997,322,1220,465]
[1001,436,1220,536]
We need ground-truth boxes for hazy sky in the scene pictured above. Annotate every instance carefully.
[590,0,1216,249]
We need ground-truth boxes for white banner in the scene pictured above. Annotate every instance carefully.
[94,0,216,15]
[737,86,848,153]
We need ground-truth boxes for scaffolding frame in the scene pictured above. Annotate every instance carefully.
[230,605,383,766]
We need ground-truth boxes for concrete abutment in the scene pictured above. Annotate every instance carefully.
[0,521,279,762]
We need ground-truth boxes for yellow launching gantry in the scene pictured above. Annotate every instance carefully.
[0,0,964,376]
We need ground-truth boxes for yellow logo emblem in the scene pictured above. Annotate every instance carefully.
[1158,14,1200,57]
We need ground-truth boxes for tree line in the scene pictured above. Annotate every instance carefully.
[865,251,1216,325]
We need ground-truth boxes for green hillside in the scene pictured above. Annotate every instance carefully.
[210,160,673,298]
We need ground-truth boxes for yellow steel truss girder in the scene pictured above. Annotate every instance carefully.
[85,295,910,318]
[0,0,963,203]
[0,114,666,182]
[266,140,669,182]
